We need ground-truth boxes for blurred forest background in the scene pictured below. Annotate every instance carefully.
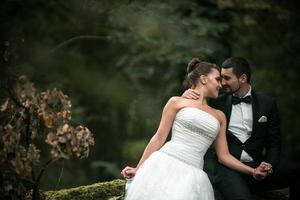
[1,0,300,191]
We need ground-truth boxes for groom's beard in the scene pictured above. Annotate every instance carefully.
[221,82,241,95]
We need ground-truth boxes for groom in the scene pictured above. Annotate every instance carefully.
[184,56,300,200]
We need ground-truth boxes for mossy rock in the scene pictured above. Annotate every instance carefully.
[44,179,126,200]
[43,179,288,200]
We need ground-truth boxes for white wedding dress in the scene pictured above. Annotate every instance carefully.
[125,107,220,200]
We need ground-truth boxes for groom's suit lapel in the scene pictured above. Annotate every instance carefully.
[251,91,260,136]
[225,95,232,128]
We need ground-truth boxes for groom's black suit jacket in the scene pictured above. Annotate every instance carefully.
[209,90,281,168]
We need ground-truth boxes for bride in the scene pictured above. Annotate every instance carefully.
[121,58,267,200]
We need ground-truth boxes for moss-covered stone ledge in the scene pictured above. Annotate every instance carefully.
[43,179,288,200]
[44,179,126,200]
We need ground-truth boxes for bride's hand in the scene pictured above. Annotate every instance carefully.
[182,89,200,100]
[121,166,137,179]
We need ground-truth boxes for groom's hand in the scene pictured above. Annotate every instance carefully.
[253,167,268,181]
[253,162,273,180]
[182,89,200,100]
[121,166,137,179]
[259,161,273,176]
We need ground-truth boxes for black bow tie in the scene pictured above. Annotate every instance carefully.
[232,96,252,105]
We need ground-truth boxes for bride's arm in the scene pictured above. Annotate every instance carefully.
[213,111,267,179]
[122,97,180,178]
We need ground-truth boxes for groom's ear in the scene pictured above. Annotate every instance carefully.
[239,74,248,83]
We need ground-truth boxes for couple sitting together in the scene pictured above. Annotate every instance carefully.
[121,56,300,200]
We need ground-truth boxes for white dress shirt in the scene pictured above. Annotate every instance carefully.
[228,88,254,162]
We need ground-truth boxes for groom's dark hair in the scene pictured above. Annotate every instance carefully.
[221,56,251,83]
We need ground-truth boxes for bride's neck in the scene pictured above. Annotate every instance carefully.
[196,97,208,106]
[192,86,208,106]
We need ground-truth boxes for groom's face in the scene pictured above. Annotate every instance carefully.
[221,67,240,94]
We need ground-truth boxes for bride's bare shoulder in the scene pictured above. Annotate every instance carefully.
[166,96,186,109]
[214,109,226,124]
[168,96,181,103]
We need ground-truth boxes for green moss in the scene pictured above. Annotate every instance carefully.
[42,179,287,200]
[44,179,125,200]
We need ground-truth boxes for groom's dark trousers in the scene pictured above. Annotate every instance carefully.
[216,160,300,200]
[209,91,300,200]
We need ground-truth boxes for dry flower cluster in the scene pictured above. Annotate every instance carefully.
[45,124,95,159]
[0,75,95,199]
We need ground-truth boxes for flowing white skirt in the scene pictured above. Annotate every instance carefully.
[125,151,214,200]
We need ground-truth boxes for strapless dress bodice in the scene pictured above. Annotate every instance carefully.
[159,107,220,169]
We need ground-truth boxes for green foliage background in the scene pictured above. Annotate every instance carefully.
[1,0,299,190]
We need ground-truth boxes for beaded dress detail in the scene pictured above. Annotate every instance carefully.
[125,107,220,200]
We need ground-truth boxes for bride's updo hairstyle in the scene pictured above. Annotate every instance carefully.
[184,57,219,88]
